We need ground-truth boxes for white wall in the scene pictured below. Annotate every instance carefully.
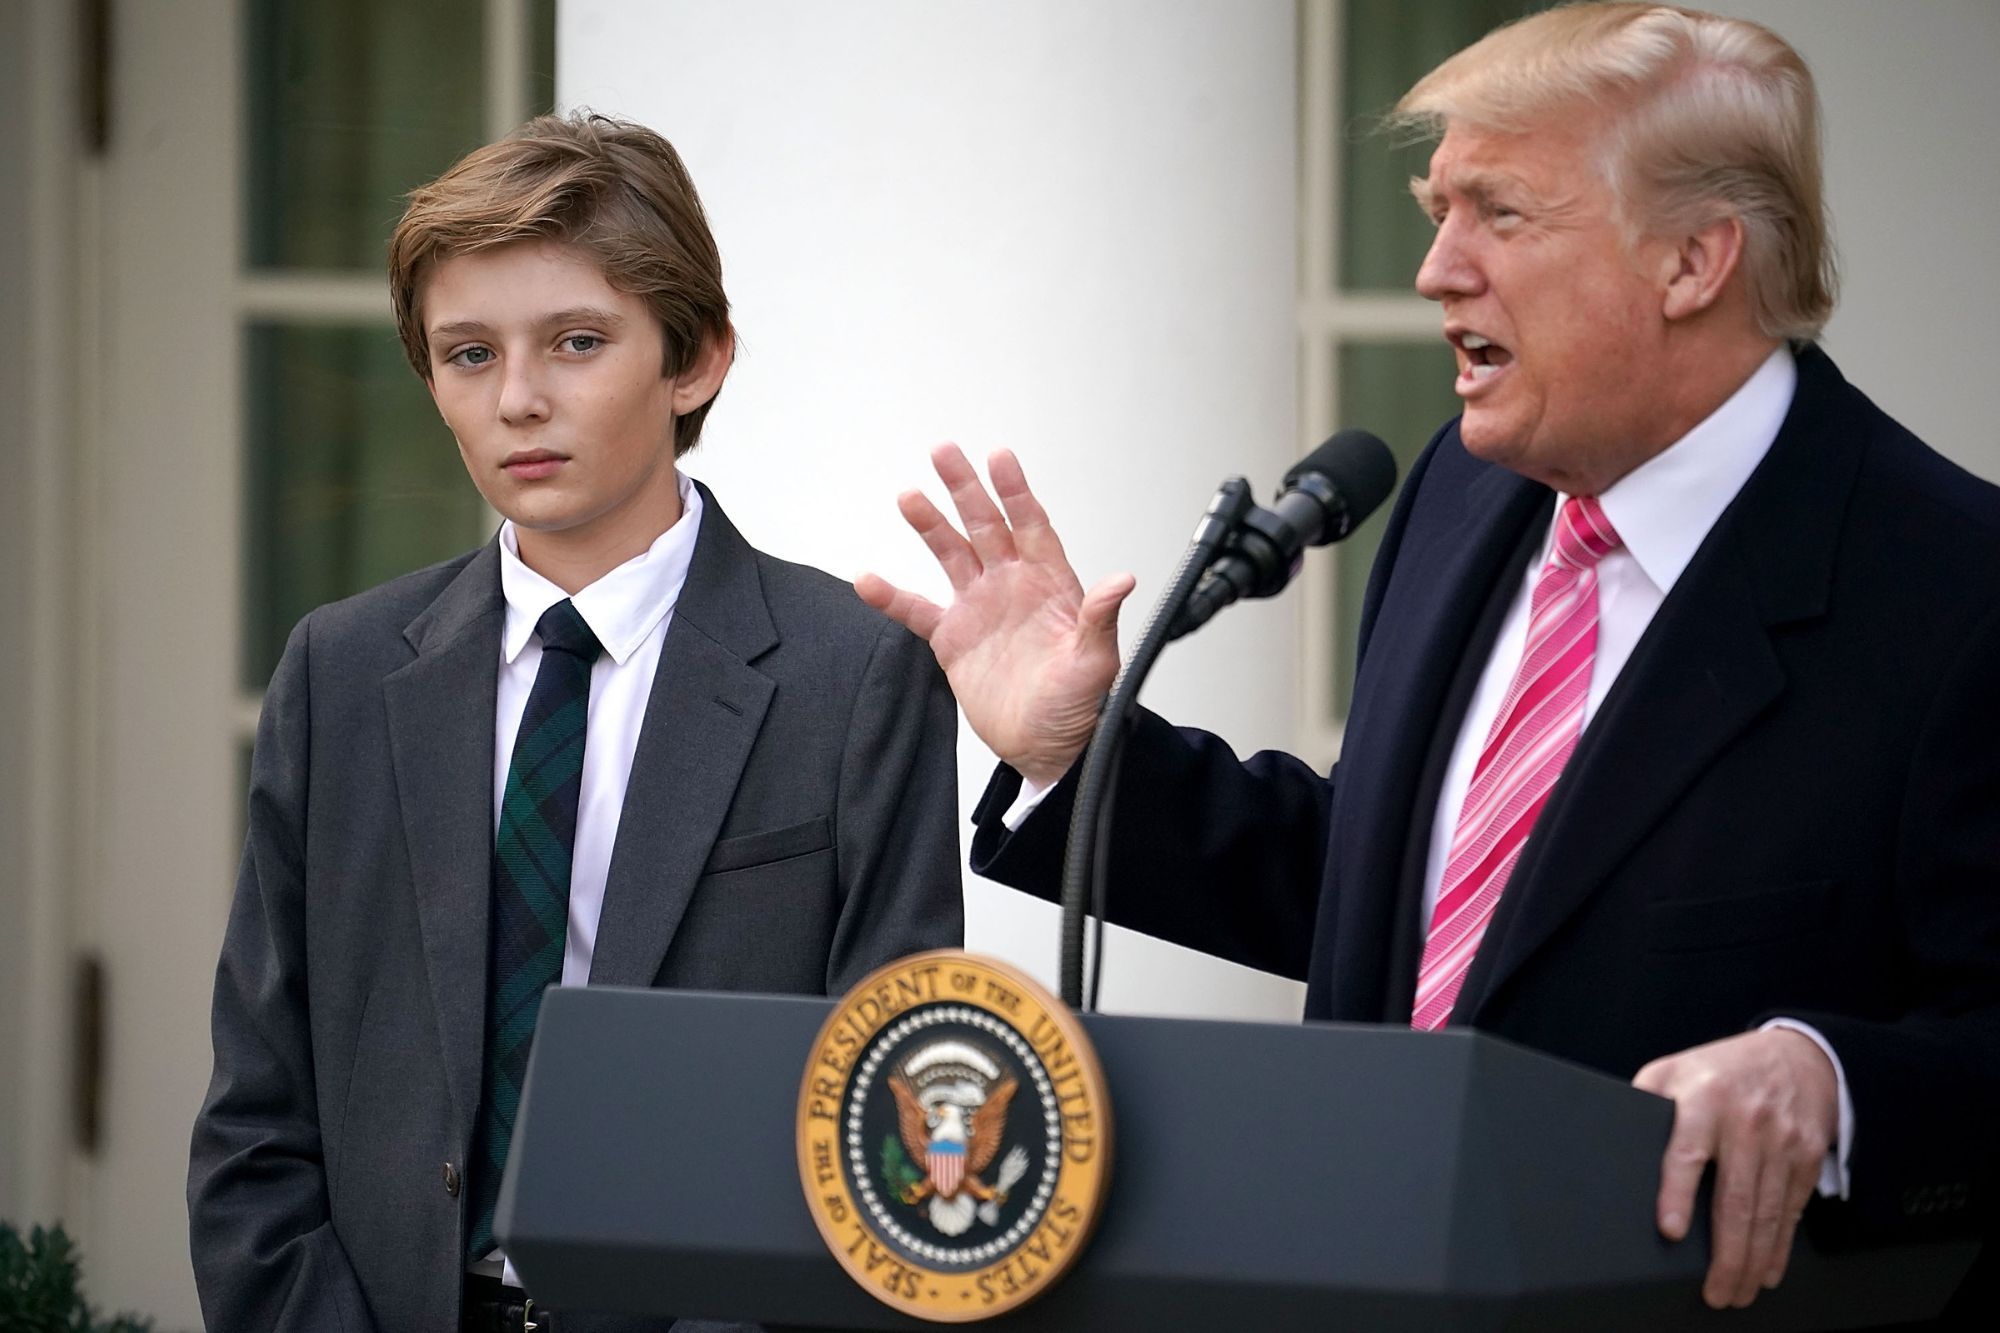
[561,0,1307,1018]
[1723,0,2000,482]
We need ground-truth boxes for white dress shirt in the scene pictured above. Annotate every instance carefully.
[494,471,703,986]
[485,472,703,1280]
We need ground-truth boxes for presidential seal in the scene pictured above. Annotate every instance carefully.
[797,951,1111,1322]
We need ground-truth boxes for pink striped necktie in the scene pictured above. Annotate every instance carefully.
[1411,495,1622,1031]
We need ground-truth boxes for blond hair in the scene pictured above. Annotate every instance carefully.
[1394,2,1836,341]
[389,113,732,456]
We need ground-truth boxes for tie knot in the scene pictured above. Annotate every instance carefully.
[534,599,603,662]
[1550,495,1621,572]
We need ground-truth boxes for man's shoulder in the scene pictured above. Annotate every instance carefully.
[1823,360,2000,555]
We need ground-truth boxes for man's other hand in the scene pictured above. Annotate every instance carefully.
[1634,1028,1839,1309]
[856,444,1135,788]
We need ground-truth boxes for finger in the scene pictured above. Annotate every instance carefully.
[931,442,1019,567]
[897,489,983,592]
[853,573,945,641]
[987,449,1080,589]
[1703,1134,1758,1310]
[1649,1085,1711,1243]
[1765,1145,1821,1290]
[1735,1151,1793,1307]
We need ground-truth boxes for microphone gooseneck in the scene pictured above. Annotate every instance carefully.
[1058,432,1399,1010]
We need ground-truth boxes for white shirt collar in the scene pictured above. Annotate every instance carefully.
[1578,343,1797,596]
[497,471,705,666]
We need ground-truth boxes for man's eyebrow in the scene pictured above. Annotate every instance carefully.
[1412,168,1536,212]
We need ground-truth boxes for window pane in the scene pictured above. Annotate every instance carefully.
[530,0,560,116]
[1336,0,1550,292]
[242,323,488,689]
[245,0,488,271]
[1331,340,1464,716]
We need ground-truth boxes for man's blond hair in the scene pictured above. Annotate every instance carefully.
[1394,2,1836,341]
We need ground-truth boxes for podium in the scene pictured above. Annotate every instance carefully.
[498,986,1975,1329]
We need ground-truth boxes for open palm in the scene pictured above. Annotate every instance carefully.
[856,445,1135,788]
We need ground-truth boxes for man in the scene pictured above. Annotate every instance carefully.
[859,3,2000,1316]
[189,114,962,1332]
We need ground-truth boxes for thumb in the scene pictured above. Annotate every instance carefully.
[1077,573,1137,641]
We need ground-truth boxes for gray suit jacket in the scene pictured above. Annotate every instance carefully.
[188,485,962,1331]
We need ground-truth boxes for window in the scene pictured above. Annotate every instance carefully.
[1297,0,1547,760]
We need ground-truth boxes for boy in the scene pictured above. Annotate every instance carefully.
[189,113,961,1332]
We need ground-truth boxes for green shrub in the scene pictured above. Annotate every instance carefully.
[0,1223,153,1333]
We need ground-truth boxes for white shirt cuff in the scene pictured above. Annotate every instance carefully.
[1000,774,1055,830]
[1761,1017,1853,1199]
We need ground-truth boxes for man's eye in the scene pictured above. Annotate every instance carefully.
[449,346,494,367]
[563,335,602,354]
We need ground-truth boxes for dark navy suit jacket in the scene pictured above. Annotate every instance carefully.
[974,346,2000,1253]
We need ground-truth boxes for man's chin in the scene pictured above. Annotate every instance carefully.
[1456,411,1525,468]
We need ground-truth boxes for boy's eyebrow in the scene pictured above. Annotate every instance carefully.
[426,306,631,341]
[540,305,629,331]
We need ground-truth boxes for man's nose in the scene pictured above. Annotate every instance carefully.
[497,359,551,424]
[1415,220,1481,302]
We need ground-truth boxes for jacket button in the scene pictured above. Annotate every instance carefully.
[443,1162,461,1197]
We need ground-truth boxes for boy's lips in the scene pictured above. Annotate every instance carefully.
[503,449,568,480]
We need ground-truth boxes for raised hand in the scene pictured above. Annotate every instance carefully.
[856,444,1136,788]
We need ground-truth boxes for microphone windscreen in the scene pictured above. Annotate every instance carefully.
[1284,429,1397,526]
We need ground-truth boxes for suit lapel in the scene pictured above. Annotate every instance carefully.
[383,544,504,1136]
[588,485,778,987]
[1318,449,1549,1018]
[1460,346,1862,1020]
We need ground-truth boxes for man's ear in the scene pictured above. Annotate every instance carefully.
[1662,214,1746,322]
[670,325,735,414]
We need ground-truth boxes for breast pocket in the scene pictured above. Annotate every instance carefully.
[1645,879,1836,954]
[703,814,833,874]
[679,815,839,991]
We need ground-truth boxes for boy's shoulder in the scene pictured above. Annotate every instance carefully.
[749,546,894,641]
[684,484,916,664]
[298,544,492,659]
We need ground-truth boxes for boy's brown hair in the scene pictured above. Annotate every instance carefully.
[389,112,733,456]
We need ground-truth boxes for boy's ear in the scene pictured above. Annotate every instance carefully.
[670,326,735,414]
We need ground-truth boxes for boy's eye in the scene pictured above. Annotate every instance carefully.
[448,345,494,367]
[562,334,602,354]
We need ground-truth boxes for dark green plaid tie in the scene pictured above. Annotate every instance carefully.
[467,598,603,1260]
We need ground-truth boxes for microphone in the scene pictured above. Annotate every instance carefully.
[1168,429,1397,640]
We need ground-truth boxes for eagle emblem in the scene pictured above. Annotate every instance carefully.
[887,1038,1032,1237]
